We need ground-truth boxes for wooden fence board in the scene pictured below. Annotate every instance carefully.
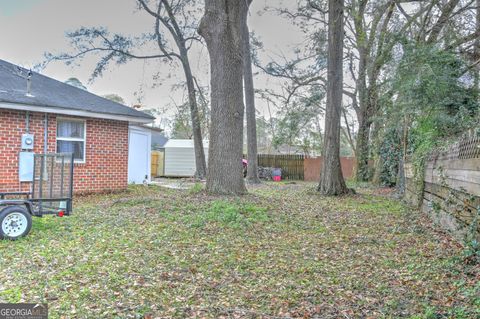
[151,150,165,177]
[256,154,305,180]
[423,191,479,228]
[421,199,472,241]
[425,158,480,171]
[424,182,480,211]
[424,174,480,196]
[151,152,159,177]
[303,157,356,181]
[425,168,480,187]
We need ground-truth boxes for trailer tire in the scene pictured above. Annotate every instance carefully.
[0,206,32,240]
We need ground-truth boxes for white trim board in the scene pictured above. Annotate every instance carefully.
[0,101,153,124]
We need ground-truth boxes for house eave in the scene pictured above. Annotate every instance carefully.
[0,101,154,124]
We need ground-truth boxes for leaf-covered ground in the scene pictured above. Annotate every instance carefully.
[0,182,478,318]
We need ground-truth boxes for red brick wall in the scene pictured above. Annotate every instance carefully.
[75,117,129,193]
[0,109,129,194]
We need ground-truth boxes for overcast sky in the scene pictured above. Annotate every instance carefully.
[0,0,302,130]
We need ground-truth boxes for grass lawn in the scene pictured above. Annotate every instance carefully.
[0,182,478,318]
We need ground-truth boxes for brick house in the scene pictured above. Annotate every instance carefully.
[0,59,154,194]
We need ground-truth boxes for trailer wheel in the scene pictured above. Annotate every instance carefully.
[0,206,32,240]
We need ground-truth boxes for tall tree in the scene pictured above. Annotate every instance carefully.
[170,96,210,139]
[49,0,208,179]
[243,0,260,184]
[102,93,126,104]
[65,77,87,90]
[474,0,480,91]
[139,0,207,179]
[198,0,248,194]
[348,0,396,181]
[318,0,349,195]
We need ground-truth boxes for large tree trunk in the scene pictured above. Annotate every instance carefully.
[180,50,207,180]
[354,37,371,182]
[371,122,383,185]
[355,117,371,181]
[350,1,393,183]
[396,115,409,194]
[198,0,248,195]
[242,3,260,184]
[356,82,378,182]
[317,0,349,196]
[475,0,480,93]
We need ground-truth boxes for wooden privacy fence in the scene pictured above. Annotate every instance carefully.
[304,157,356,181]
[405,133,480,240]
[155,151,357,181]
[246,154,358,181]
[256,154,304,180]
[151,150,165,177]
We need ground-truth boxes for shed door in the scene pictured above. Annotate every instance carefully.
[128,130,150,184]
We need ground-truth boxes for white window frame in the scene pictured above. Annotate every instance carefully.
[56,117,87,163]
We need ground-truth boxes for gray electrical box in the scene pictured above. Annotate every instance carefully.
[19,152,34,182]
[21,133,34,150]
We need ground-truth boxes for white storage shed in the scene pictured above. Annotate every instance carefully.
[164,139,209,177]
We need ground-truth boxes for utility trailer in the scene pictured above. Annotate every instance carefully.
[0,153,74,240]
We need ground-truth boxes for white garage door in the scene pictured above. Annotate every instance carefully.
[128,128,151,184]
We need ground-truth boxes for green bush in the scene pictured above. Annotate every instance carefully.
[395,45,478,158]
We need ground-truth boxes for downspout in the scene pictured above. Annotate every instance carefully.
[44,113,48,154]
[20,111,31,193]
[25,111,30,133]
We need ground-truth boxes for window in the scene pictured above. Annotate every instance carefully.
[56,118,86,162]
